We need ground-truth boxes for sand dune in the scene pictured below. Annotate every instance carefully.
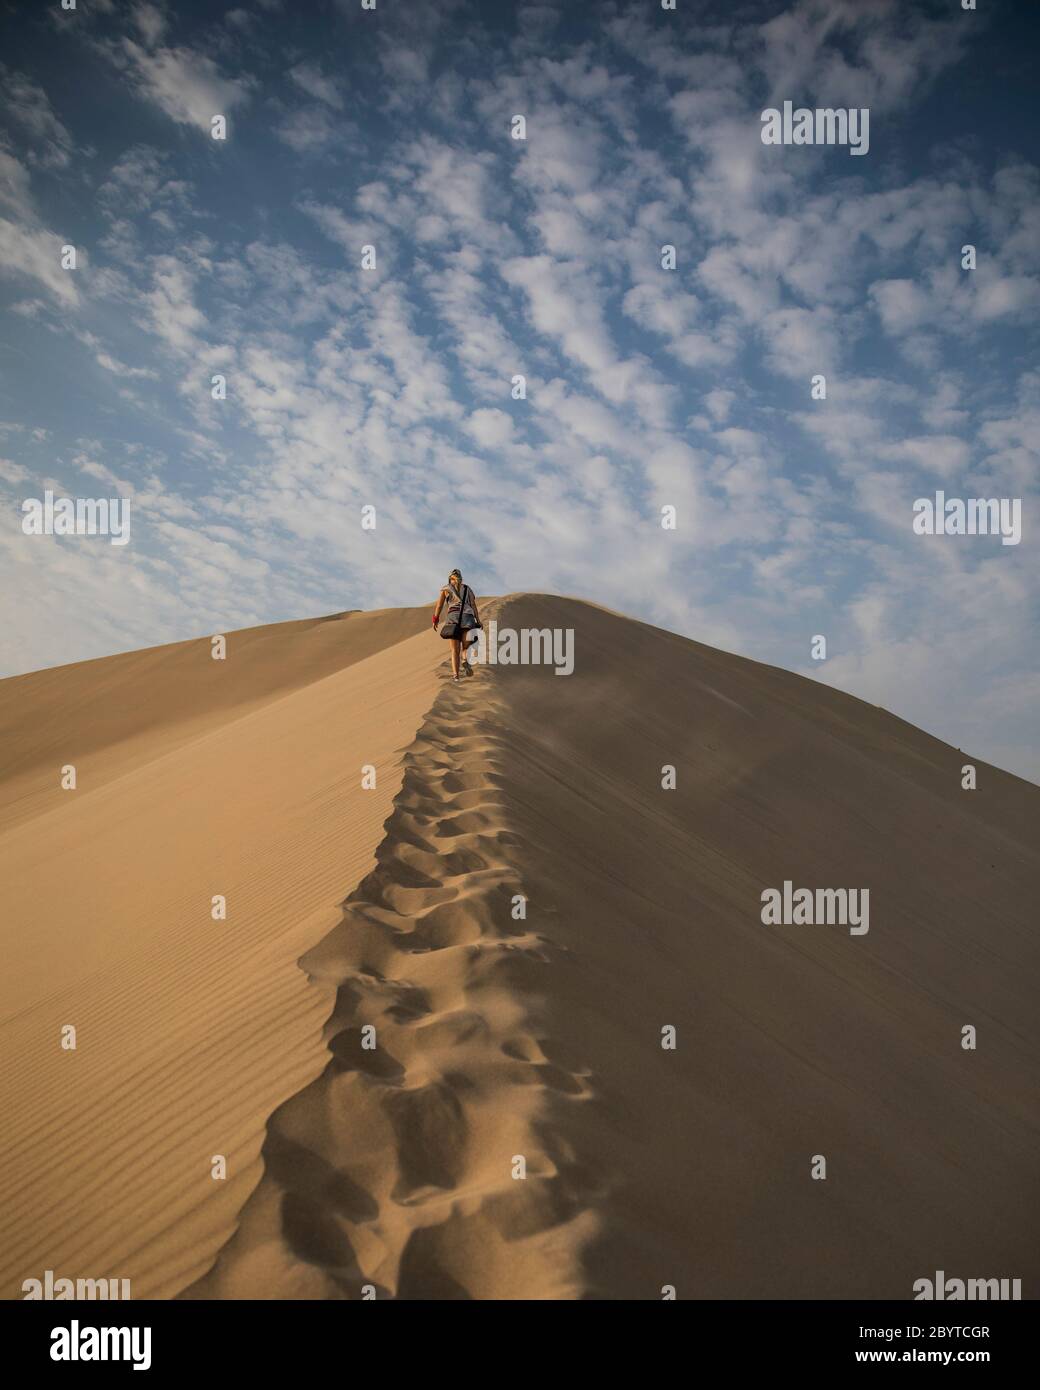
[3,595,1038,1299]
[0,605,430,833]
[0,607,437,1299]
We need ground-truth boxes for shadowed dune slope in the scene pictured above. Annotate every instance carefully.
[481,595,1040,1297]
[0,608,441,1300]
[182,594,1039,1300]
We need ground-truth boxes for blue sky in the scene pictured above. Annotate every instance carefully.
[1,0,1037,780]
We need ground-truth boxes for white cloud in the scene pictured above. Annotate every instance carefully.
[137,257,208,355]
[275,106,344,154]
[0,144,80,306]
[116,40,255,132]
[133,2,169,48]
[465,408,514,449]
[0,69,75,169]
[882,435,972,479]
[288,62,344,110]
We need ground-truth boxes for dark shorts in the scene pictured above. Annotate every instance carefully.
[442,624,477,644]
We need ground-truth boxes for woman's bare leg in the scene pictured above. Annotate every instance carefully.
[450,638,461,677]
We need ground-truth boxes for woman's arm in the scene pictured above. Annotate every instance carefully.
[433,587,447,624]
[470,593,481,624]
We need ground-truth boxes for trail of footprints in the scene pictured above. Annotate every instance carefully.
[202,647,598,1299]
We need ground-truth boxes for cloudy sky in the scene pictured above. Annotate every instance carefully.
[1,0,1037,780]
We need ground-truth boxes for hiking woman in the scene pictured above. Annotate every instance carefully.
[432,569,482,681]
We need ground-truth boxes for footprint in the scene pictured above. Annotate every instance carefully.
[405,901,486,950]
[327,1027,405,1081]
[440,847,489,875]
[387,1082,468,1200]
[534,1063,585,1096]
[383,984,432,1023]
[479,1175,582,1240]
[396,1225,473,1300]
[440,772,485,793]
[500,1036,544,1063]
[280,1191,364,1272]
[436,812,493,837]
[411,1010,490,1049]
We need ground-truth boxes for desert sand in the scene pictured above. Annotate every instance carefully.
[2,595,1038,1299]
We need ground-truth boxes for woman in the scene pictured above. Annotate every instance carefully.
[432,568,482,681]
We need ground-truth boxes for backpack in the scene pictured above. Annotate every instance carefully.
[441,584,480,638]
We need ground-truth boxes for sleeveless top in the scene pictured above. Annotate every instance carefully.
[444,583,477,627]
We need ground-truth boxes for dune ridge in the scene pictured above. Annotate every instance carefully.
[182,599,598,1299]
